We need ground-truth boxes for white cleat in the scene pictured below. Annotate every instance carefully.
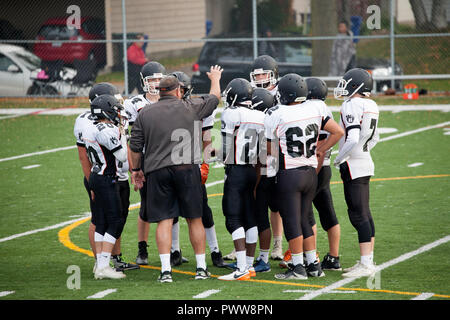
[94,266,126,280]
[223,249,236,261]
[342,263,376,278]
[343,261,362,273]
[270,242,284,260]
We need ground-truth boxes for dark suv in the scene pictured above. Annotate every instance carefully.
[191,34,402,94]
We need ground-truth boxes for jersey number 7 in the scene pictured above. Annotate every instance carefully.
[363,118,377,152]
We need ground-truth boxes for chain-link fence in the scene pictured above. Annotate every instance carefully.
[0,0,448,97]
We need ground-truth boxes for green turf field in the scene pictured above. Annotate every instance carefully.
[0,101,449,301]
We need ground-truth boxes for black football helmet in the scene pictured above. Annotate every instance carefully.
[277,73,308,105]
[223,78,253,108]
[171,71,192,99]
[140,61,166,94]
[250,55,278,89]
[252,88,275,112]
[306,78,328,101]
[89,82,123,104]
[90,94,124,125]
[334,68,373,100]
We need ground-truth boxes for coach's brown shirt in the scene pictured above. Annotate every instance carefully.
[130,94,218,174]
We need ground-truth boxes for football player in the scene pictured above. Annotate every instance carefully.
[218,78,264,281]
[123,61,166,265]
[333,68,379,277]
[74,83,138,273]
[168,71,227,268]
[306,77,342,271]
[85,94,129,279]
[249,55,285,260]
[251,88,278,273]
[265,73,343,280]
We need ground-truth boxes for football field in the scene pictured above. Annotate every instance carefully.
[0,99,449,301]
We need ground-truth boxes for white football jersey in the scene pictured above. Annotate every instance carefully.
[221,106,265,165]
[337,97,379,179]
[202,108,217,131]
[82,120,125,177]
[74,111,129,181]
[123,94,153,124]
[315,103,334,167]
[264,100,331,170]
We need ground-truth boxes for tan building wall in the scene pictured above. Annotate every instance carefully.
[109,0,206,60]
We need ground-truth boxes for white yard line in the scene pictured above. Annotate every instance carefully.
[299,235,450,300]
[284,289,356,294]
[87,289,117,299]
[193,289,221,299]
[411,292,435,300]
[0,291,15,297]
[22,164,41,169]
[0,145,76,163]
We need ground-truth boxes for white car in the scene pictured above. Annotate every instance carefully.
[0,44,78,97]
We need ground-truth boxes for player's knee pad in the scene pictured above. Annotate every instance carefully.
[231,226,245,241]
[245,226,258,244]
[106,218,125,239]
[226,217,243,236]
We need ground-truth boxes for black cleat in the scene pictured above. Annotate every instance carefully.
[321,253,342,271]
[158,270,173,283]
[111,254,140,271]
[306,260,326,277]
[275,263,308,280]
[211,251,227,268]
[136,241,149,265]
[171,250,188,267]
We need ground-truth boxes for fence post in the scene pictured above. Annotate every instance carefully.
[122,0,129,96]
[252,0,258,60]
[390,0,395,90]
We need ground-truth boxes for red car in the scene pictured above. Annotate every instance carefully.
[33,17,106,67]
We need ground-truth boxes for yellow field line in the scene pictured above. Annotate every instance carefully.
[58,173,450,299]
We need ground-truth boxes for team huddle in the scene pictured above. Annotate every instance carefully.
[73,53,379,283]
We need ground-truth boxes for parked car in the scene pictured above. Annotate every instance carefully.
[33,17,106,68]
[191,34,403,94]
[0,44,76,96]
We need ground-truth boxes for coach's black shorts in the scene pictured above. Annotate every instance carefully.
[312,165,339,231]
[144,164,203,223]
[222,165,257,234]
[84,177,102,225]
[255,175,279,233]
[276,166,317,241]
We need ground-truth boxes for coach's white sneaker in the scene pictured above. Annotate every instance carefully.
[94,266,126,279]
[342,263,376,278]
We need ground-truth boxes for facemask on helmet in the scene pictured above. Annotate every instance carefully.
[141,72,164,95]
[250,68,277,89]
[334,77,370,100]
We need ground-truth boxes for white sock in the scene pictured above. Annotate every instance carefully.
[205,226,219,253]
[246,255,254,268]
[98,251,111,269]
[171,222,180,252]
[305,250,316,265]
[291,252,304,266]
[273,236,282,247]
[160,253,171,272]
[235,250,247,272]
[369,251,374,263]
[195,253,207,270]
[361,254,372,267]
[259,249,270,263]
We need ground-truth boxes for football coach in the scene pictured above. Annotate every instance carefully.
[129,65,222,282]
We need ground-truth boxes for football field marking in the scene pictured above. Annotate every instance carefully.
[0,291,15,297]
[193,289,221,299]
[87,289,117,299]
[408,162,423,167]
[284,289,356,294]
[411,292,435,300]
[299,234,450,300]
[22,164,41,169]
